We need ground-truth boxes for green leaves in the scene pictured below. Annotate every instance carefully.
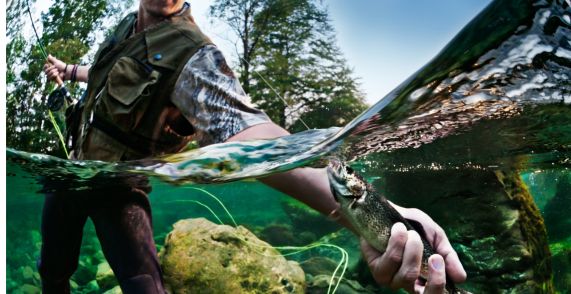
[210,0,368,131]
[6,0,133,156]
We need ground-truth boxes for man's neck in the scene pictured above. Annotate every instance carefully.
[136,3,187,33]
[136,9,163,33]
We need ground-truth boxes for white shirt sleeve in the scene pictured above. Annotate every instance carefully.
[171,45,271,146]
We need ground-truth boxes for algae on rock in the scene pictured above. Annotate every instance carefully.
[377,168,553,293]
[159,218,305,293]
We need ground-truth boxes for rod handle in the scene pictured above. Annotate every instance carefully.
[45,59,64,86]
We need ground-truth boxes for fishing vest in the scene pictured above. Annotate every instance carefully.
[73,8,212,161]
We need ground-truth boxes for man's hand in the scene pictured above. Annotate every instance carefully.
[43,55,67,82]
[360,204,466,293]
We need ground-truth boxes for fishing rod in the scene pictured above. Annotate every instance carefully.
[26,0,74,111]
[26,0,72,157]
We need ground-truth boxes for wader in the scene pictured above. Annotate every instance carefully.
[38,6,212,293]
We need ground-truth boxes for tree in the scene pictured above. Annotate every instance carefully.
[6,0,133,156]
[209,0,275,94]
[210,0,368,130]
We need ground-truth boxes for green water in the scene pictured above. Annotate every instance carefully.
[5,169,356,293]
[6,162,571,293]
[6,0,571,292]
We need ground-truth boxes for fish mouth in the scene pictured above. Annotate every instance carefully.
[327,159,355,202]
[327,160,343,178]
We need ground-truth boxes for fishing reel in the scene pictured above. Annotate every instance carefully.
[47,86,73,111]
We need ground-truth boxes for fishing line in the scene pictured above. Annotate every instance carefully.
[166,199,225,225]
[240,57,311,130]
[48,110,70,158]
[169,187,350,293]
[185,187,238,227]
[26,1,49,60]
[26,0,72,157]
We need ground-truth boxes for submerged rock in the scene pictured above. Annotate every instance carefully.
[159,218,305,293]
[300,257,339,277]
[306,275,374,294]
[378,168,553,293]
[13,284,41,294]
[102,285,123,294]
[551,241,571,293]
[258,223,302,246]
[281,199,342,239]
[96,262,117,291]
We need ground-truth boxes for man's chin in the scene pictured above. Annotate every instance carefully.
[147,8,174,18]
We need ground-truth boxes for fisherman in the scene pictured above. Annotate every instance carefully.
[42,1,466,293]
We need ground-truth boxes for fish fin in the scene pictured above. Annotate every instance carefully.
[405,218,435,257]
[405,218,429,241]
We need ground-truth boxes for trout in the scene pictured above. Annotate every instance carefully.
[327,160,469,294]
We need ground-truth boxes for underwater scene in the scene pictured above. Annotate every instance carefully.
[6,0,571,293]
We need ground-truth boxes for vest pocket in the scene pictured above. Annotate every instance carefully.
[102,56,161,129]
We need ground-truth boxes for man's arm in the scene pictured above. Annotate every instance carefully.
[43,55,89,83]
[170,44,465,293]
[227,122,466,293]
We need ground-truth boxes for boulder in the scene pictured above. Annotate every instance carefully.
[96,262,117,291]
[13,284,41,294]
[82,280,100,294]
[102,285,123,294]
[299,257,339,277]
[306,275,373,294]
[159,218,305,293]
[378,168,553,293]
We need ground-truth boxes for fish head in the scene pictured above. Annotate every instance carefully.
[327,160,369,209]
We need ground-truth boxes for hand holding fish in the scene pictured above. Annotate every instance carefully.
[360,204,467,293]
[327,161,469,293]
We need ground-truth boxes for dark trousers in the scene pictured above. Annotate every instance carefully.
[37,177,165,294]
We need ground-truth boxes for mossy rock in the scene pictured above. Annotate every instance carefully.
[12,284,41,294]
[159,218,305,293]
[300,257,339,277]
[96,262,118,291]
[377,169,553,293]
[306,274,374,294]
[551,241,571,293]
[281,199,342,239]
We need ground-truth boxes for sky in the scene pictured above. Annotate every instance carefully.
[187,0,493,105]
[28,0,493,105]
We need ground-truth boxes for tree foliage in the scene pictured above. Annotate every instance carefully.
[6,0,368,156]
[6,0,133,156]
[210,0,368,130]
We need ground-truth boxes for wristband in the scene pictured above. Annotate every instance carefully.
[64,64,69,80]
[71,64,78,82]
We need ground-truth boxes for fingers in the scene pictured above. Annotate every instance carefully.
[365,222,408,285]
[47,55,62,67]
[432,230,467,283]
[393,202,467,284]
[390,230,423,291]
[423,255,446,294]
[44,66,61,81]
[46,55,66,71]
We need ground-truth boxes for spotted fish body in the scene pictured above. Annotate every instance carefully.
[327,160,469,294]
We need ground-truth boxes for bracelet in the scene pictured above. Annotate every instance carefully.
[64,64,69,80]
[71,64,78,82]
